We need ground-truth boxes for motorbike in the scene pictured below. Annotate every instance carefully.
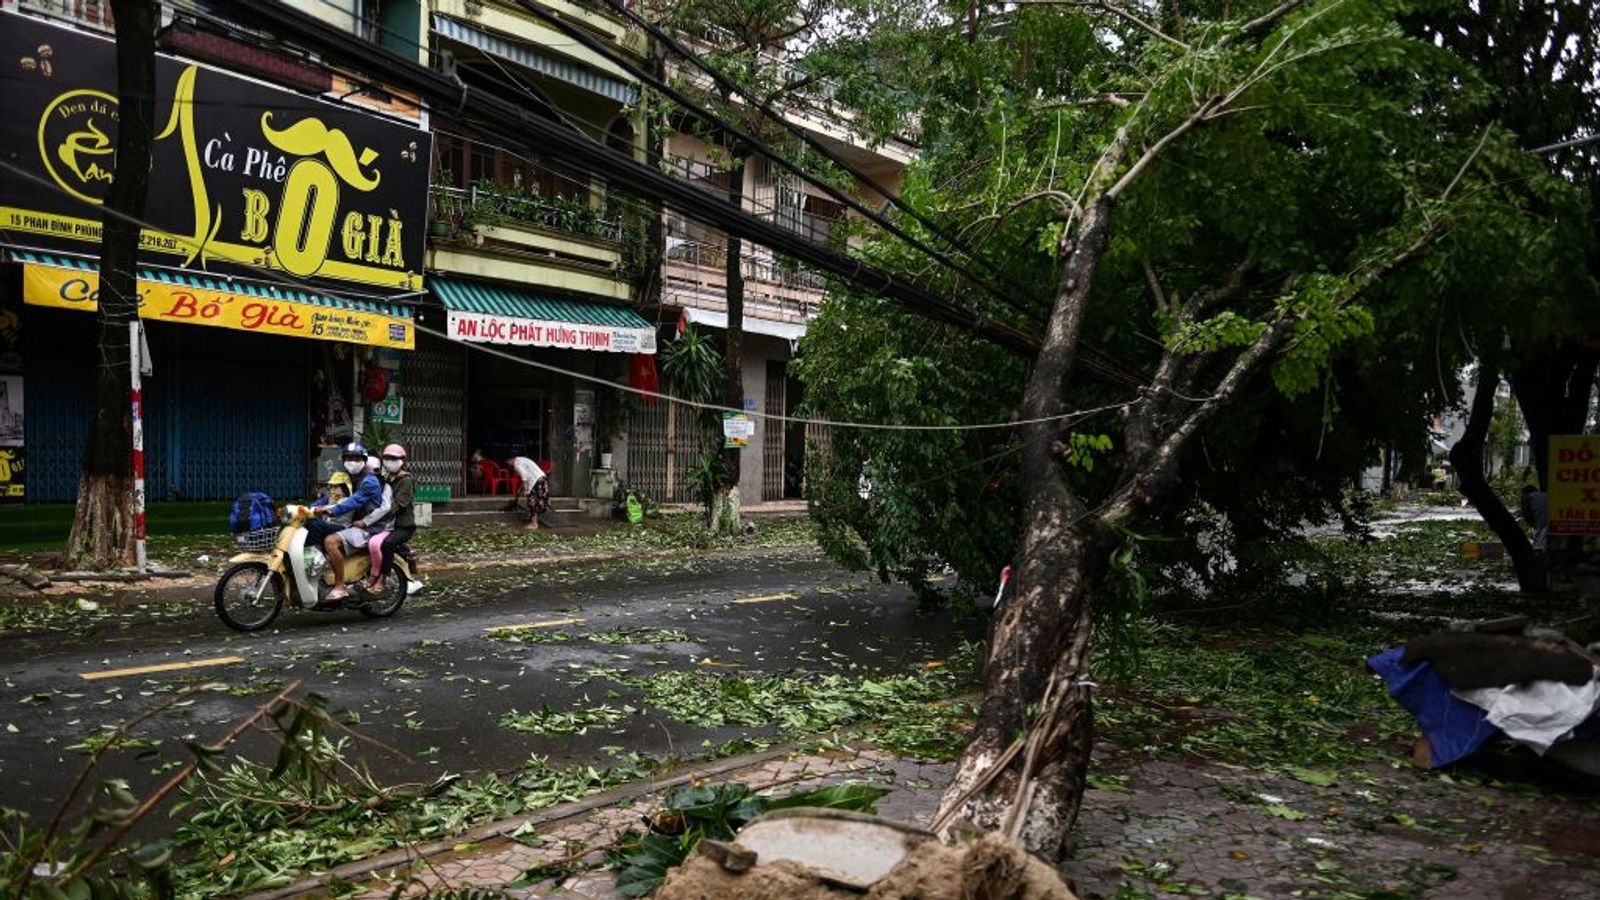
[213,504,413,632]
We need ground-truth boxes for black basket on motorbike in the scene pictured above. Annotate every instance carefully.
[234,528,277,552]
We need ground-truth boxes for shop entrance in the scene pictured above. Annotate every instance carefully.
[465,347,552,481]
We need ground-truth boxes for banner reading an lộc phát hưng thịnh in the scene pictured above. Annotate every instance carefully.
[0,11,431,298]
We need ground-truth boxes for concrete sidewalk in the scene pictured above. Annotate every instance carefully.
[253,745,949,900]
[253,739,1600,900]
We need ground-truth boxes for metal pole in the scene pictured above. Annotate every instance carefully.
[1532,133,1600,155]
[130,320,147,574]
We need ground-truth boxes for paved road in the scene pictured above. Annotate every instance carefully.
[0,548,976,823]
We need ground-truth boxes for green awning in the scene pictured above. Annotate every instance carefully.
[433,15,638,105]
[431,274,656,354]
[6,249,413,318]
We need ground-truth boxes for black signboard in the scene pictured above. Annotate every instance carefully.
[0,11,432,296]
[0,446,23,503]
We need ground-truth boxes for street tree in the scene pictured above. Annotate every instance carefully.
[1409,0,1600,591]
[67,0,157,570]
[795,0,1590,854]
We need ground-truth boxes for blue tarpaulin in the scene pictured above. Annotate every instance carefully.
[1368,646,1500,767]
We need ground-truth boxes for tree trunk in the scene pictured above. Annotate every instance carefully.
[1452,363,1546,593]
[712,156,747,536]
[1510,346,1598,490]
[936,196,1118,855]
[66,0,156,571]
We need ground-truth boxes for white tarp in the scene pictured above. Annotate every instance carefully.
[1455,667,1600,754]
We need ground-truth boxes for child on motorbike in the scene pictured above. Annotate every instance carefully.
[362,443,418,593]
[309,442,385,604]
[315,471,354,516]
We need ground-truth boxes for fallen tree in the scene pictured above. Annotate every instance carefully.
[798,0,1592,854]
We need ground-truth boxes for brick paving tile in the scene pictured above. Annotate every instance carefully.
[327,743,1600,899]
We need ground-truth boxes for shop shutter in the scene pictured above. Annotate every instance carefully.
[156,329,308,501]
[24,318,309,503]
[23,313,94,503]
[627,401,701,503]
[763,361,786,501]
[398,332,466,493]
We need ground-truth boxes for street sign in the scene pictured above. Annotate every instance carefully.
[370,397,404,425]
[1548,435,1600,534]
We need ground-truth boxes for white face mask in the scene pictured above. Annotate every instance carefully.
[382,459,402,474]
[343,460,366,475]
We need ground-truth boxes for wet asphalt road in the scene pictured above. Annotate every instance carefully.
[0,548,976,823]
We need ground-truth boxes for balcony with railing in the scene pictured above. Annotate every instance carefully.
[428,180,638,302]
[433,182,626,244]
[675,24,917,163]
[663,213,830,325]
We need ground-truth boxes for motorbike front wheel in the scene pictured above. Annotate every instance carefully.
[214,562,285,632]
[358,560,407,619]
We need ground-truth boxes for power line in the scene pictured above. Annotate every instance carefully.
[597,0,1053,318]
[222,0,1045,356]
[509,0,1147,391]
[509,0,1042,333]
[1532,133,1600,155]
[0,153,1139,433]
[162,1,1049,355]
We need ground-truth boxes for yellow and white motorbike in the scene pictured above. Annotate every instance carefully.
[213,504,413,632]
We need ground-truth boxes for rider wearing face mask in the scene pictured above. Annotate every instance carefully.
[362,443,417,593]
[308,441,384,605]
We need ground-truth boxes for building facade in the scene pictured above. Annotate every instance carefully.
[0,0,435,504]
[0,0,908,513]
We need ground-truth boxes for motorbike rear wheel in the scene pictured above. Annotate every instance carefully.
[215,562,285,632]
[358,559,407,619]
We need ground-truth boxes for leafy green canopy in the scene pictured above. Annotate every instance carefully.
[795,0,1596,592]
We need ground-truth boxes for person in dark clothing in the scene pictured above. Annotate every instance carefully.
[363,443,417,593]
[1520,485,1549,551]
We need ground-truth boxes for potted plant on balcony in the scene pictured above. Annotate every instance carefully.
[428,170,458,239]
[461,178,506,242]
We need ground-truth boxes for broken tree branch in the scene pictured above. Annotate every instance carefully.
[1007,189,1082,221]
[1220,0,1311,48]
[1018,1,1192,51]
[66,681,304,880]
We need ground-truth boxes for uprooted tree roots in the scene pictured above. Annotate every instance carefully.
[657,832,1078,900]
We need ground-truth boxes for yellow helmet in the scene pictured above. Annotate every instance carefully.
[326,471,352,488]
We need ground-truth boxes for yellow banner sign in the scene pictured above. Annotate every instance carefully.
[22,264,413,350]
[1548,435,1600,535]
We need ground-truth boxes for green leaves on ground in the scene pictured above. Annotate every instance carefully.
[617,646,980,759]
[587,627,692,645]
[612,780,887,897]
[170,748,652,897]
[501,703,635,735]
[1094,621,1412,769]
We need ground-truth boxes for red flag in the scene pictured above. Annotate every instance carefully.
[630,353,660,406]
[675,309,688,339]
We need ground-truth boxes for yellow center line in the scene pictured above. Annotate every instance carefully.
[488,617,586,633]
[80,656,246,681]
[731,593,798,605]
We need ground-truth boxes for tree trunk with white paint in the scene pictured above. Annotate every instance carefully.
[712,156,748,537]
[67,0,155,571]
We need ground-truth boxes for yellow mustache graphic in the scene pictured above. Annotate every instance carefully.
[59,117,115,185]
[260,113,381,191]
